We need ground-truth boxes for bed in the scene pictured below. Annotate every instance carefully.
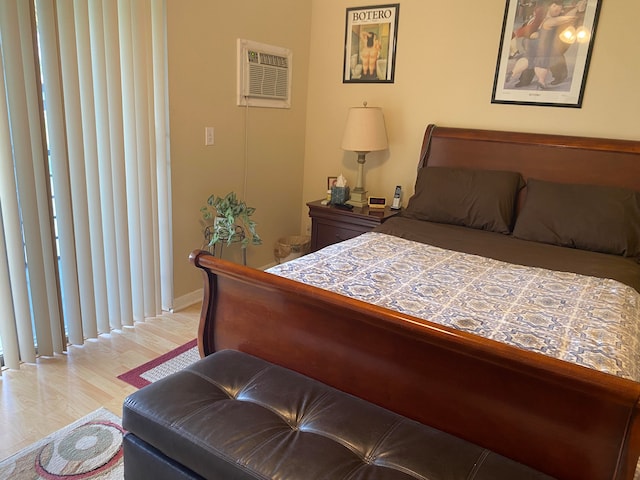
[190,124,640,480]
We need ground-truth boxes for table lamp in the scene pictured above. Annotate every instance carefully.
[341,102,388,208]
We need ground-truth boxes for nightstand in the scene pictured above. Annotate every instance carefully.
[307,200,401,252]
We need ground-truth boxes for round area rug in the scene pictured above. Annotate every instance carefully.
[0,408,124,479]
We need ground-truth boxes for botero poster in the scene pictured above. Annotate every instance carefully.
[343,4,399,83]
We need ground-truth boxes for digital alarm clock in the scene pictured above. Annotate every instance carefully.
[367,196,386,209]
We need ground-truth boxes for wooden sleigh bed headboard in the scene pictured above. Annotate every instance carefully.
[191,125,640,480]
[419,124,640,191]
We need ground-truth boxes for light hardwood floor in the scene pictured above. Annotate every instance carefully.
[0,302,201,461]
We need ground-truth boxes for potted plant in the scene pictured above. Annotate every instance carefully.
[200,192,262,253]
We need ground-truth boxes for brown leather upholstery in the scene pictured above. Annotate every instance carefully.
[123,350,555,480]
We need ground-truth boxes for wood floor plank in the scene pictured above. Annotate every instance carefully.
[0,303,201,460]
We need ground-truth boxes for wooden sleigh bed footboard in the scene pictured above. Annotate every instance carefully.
[190,250,640,480]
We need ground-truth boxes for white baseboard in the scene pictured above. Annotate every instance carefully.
[171,288,203,312]
[171,263,275,313]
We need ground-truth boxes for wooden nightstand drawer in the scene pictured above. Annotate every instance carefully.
[307,200,401,252]
[314,220,368,250]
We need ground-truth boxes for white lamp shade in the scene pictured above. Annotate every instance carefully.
[341,106,388,153]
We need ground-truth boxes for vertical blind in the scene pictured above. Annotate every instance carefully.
[0,0,172,370]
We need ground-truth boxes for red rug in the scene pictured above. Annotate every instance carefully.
[117,339,199,388]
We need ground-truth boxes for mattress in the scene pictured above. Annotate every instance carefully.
[267,229,640,382]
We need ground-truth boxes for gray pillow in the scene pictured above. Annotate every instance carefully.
[403,167,524,234]
[512,179,640,257]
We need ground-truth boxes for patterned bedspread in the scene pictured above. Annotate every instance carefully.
[267,232,640,382]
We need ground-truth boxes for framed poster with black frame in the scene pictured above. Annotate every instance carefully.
[343,4,400,84]
[491,0,601,108]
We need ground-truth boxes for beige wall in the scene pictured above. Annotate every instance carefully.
[301,0,640,231]
[167,0,312,299]
[168,0,640,301]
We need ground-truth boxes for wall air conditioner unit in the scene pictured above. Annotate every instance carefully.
[237,39,292,109]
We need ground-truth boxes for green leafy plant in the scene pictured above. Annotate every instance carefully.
[200,192,262,249]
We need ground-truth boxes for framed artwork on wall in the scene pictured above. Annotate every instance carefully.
[343,4,400,83]
[491,0,601,108]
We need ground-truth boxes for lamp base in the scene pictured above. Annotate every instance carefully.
[346,189,368,208]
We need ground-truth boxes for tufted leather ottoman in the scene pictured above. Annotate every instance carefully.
[122,349,555,480]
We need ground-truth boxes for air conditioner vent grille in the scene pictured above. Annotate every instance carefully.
[248,63,288,99]
[257,52,288,68]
